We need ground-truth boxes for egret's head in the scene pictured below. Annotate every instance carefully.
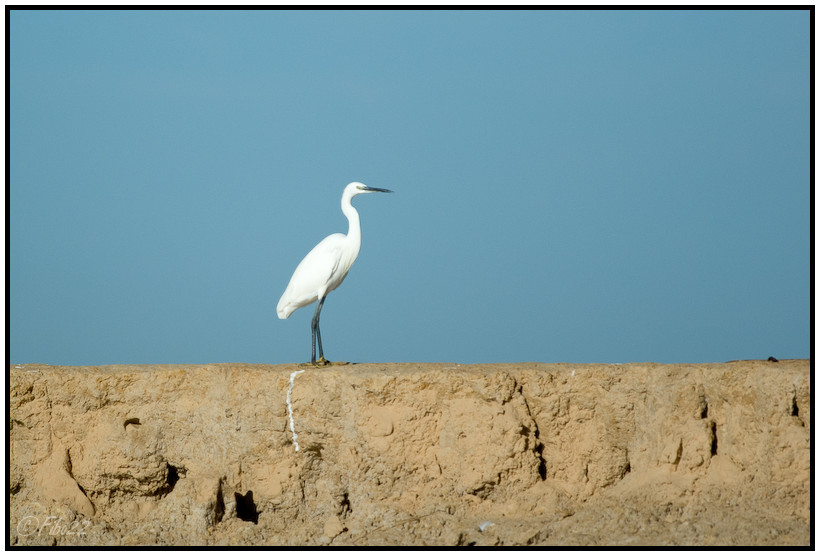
[347,181,393,196]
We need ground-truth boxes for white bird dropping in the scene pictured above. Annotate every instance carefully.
[287,370,306,451]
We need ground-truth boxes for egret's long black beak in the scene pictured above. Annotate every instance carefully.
[363,186,393,193]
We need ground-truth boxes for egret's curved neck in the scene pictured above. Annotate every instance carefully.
[341,192,362,251]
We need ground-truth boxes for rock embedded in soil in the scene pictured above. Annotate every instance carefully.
[9,360,810,546]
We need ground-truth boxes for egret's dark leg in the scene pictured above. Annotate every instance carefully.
[311,295,327,365]
[310,317,316,365]
[315,316,325,362]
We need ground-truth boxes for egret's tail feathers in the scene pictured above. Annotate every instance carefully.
[276,300,292,319]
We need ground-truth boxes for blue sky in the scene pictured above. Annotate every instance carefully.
[10,9,810,365]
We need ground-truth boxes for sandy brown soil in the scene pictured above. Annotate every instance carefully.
[8,360,810,546]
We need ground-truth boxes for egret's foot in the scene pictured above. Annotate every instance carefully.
[305,358,349,367]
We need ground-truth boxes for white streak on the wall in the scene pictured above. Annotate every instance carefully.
[287,369,306,452]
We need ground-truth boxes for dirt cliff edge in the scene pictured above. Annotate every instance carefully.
[9,360,810,546]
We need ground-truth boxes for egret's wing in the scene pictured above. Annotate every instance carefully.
[277,234,345,318]
[292,235,344,293]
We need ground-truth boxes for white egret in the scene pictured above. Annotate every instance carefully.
[277,182,393,365]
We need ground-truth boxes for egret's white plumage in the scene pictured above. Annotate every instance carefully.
[277,182,392,364]
[276,231,354,320]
